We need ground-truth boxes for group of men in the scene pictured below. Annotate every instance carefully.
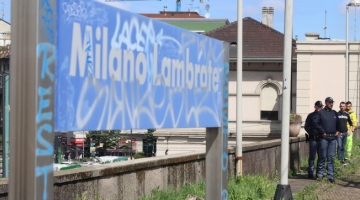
[304,97,358,183]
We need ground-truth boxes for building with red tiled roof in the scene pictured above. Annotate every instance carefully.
[206,17,296,70]
[202,15,298,138]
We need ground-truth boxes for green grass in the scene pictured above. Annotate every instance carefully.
[138,174,278,200]
[227,174,278,200]
[138,182,205,200]
[293,183,320,200]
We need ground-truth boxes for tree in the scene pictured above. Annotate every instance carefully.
[145,129,156,144]
[86,130,121,149]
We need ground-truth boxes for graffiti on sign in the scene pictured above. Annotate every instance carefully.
[221,62,229,200]
[56,0,226,131]
[35,0,56,199]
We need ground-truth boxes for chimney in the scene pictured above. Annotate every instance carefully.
[163,6,167,12]
[262,7,274,28]
[305,33,320,41]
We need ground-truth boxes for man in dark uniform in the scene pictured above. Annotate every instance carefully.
[313,97,340,183]
[304,100,324,178]
[337,102,353,163]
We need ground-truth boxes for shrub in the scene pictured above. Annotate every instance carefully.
[133,151,145,159]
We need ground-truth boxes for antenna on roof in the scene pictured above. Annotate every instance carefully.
[0,2,4,20]
[323,10,327,38]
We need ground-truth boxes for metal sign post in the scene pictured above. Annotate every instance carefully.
[2,73,9,178]
[10,0,56,199]
[206,44,229,199]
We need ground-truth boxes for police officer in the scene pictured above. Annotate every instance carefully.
[304,100,323,179]
[313,97,340,183]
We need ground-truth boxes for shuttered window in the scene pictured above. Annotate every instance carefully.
[260,85,279,120]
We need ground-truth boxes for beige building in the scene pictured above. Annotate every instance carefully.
[0,19,10,48]
[296,33,360,134]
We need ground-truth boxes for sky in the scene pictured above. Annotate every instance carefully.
[0,0,9,23]
[98,0,360,41]
[2,0,360,41]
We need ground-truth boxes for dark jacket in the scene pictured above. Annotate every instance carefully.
[337,111,353,132]
[304,111,320,137]
[313,107,340,135]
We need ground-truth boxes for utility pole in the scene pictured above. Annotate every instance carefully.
[274,0,294,199]
[236,0,243,176]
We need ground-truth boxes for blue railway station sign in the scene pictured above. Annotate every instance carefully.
[56,0,226,131]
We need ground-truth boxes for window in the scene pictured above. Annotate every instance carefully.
[261,111,278,120]
[260,85,279,120]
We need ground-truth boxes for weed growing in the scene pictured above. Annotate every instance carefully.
[138,182,205,200]
[138,174,278,200]
[227,174,277,200]
[293,183,319,200]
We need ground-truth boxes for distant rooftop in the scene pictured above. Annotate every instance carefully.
[141,11,204,19]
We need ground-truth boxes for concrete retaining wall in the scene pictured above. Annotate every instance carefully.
[0,136,311,200]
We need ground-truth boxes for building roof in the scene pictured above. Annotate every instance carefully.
[153,18,229,33]
[141,11,204,19]
[0,19,10,26]
[166,21,228,32]
[142,11,228,33]
[0,49,9,58]
[205,17,296,59]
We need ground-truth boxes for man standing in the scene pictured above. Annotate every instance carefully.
[304,100,323,178]
[337,102,353,163]
[313,97,340,183]
[345,101,358,160]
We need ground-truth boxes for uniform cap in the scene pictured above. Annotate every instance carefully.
[325,97,334,103]
[314,101,324,107]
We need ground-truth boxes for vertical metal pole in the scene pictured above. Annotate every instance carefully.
[130,129,133,160]
[205,128,223,199]
[274,0,293,199]
[236,0,243,176]
[206,41,229,200]
[83,132,85,159]
[2,74,9,177]
[280,0,293,187]
[10,0,56,199]
[346,6,349,101]
[1,74,4,177]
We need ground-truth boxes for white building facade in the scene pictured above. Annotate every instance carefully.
[296,33,360,134]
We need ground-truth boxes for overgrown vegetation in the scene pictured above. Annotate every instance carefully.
[294,183,320,200]
[227,174,278,200]
[133,151,145,159]
[138,174,278,200]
